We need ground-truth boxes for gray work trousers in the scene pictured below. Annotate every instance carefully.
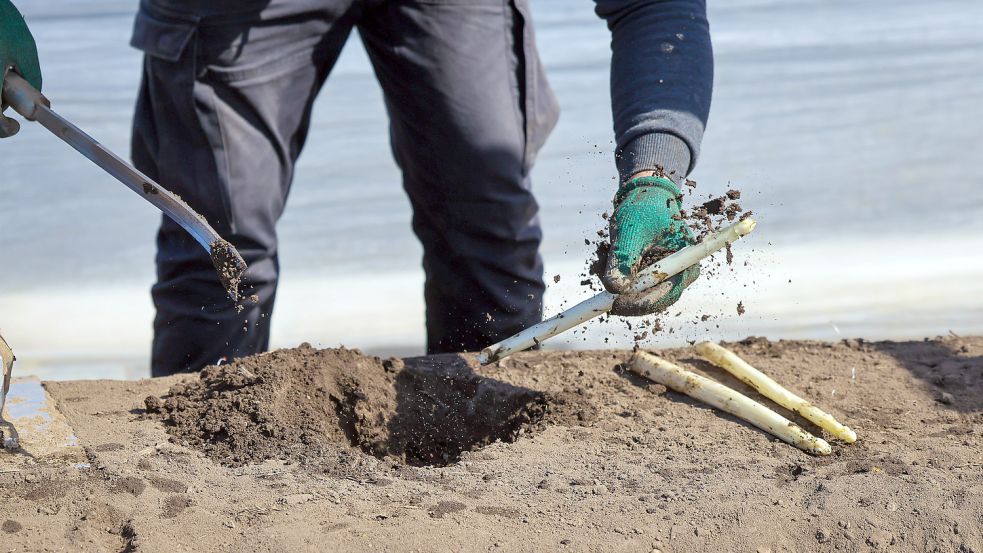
[130,0,559,376]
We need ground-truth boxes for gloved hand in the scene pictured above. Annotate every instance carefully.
[601,175,700,316]
[1,0,41,138]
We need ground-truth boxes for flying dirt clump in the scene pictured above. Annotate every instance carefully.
[209,239,247,302]
[144,345,591,468]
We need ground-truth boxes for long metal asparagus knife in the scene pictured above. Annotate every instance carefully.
[1,73,247,297]
[0,333,14,421]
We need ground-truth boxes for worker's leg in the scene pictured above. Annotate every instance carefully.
[359,0,559,353]
[131,2,356,375]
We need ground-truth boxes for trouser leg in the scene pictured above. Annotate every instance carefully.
[358,0,559,353]
[130,3,355,375]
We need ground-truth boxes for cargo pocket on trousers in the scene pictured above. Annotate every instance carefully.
[509,0,559,172]
[130,7,198,62]
[129,6,239,234]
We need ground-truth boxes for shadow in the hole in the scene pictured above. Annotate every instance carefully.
[871,338,983,414]
[336,354,550,467]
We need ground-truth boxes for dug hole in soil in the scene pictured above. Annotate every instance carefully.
[144,344,594,468]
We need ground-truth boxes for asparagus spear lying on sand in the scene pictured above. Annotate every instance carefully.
[629,351,832,455]
[695,341,857,443]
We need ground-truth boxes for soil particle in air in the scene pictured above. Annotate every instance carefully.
[144,345,591,468]
[686,193,744,239]
[1,520,22,534]
[701,197,725,215]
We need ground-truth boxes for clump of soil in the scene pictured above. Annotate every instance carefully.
[587,240,610,280]
[209,239,247,302]
[144,345,584,468]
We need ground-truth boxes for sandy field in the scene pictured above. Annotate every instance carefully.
[1,336,981,552]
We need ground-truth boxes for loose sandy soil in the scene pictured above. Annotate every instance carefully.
[1,336,981,552]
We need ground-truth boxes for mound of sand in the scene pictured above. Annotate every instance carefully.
[144,344,594,467]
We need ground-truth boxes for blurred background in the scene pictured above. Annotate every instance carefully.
[1,0,982,380]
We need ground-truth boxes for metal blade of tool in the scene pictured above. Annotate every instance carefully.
[31,105,218,251]
[1,73,247,299]
[0,333,14,420]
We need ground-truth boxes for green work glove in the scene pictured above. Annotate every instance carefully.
[601,175,700,316]
[0,0,41,138]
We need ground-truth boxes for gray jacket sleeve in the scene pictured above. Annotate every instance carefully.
[594,0,713,184]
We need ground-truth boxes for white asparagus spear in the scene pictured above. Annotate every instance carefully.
[694,341,857,443]
[629,351,831,455]
[478,218,757,364]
